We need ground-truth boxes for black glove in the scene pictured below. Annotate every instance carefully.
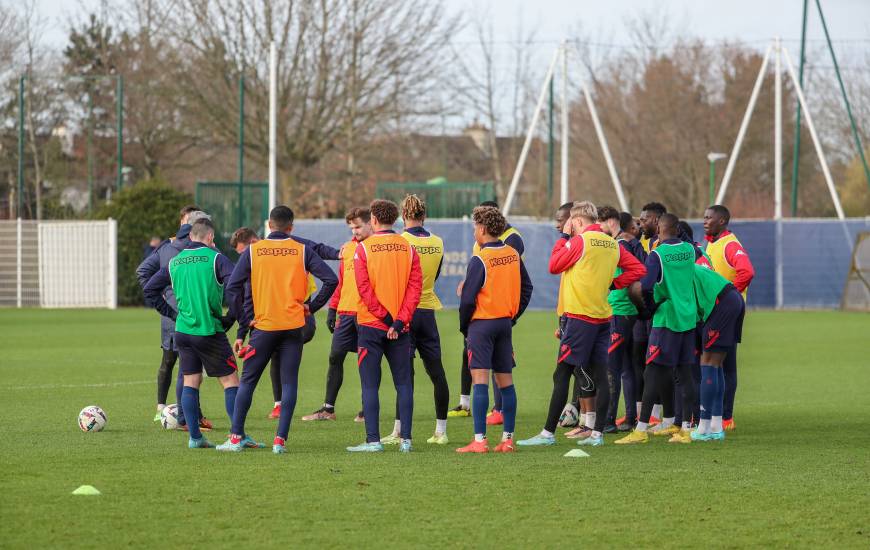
[326,308,337,334]
[220,314,235,332]
[391,319,406,333]
[382,312,395,328]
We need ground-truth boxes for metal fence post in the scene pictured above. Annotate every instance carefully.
[16,217,22,308]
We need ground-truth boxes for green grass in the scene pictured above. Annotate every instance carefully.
[2,309,869,549]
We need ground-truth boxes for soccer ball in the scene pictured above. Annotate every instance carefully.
[558,403,579,428]
[78,406,107,432]
[160,404,179,430]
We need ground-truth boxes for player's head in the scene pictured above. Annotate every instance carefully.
[479,200,499,209]
[657,212,679,240]
[677,220,694,243]
[640,202,667,238]
[555,202,573,232]
[189,218,216,247]
[186,210,211,227]
[345,207,373,241]
[229,227,259,253]
[472,205,506,245]
[179,204,202,225]
[268,205,295,233]
[369,199,399,229]
[149,236,161,247]
[401,194,426,225]
[703,204,730,237]
[566,201,597,235]
[618,212,633,234]
[597,205,620,237]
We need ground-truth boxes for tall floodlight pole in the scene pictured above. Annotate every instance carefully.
[268,42,278,210]
[116,75,123,191]
[790,0,809,216]
[707,153,727,204]
[774,38,784,309]
[17,76,24,218]
[560,42,569,205]
[547,77,554,204]
[238,72,245,228]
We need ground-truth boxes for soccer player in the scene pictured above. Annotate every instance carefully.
[231,227,324,421]
[599,208,644,433]
[379,194,451,445]
[616,213,698,445]
[703,204,754,430]
[347,199,422,453]
[218,206,338,454]
[518,201,645,448]
[302,207,373,423]
[638,202,667,253]
[143,219,239,449]
[449,200,525,424]
[137,205,213,430]
[456,206,533,453]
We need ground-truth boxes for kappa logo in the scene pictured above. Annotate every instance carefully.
[648,345,659,355]
[370,243,408,253]
[610,332,622,343]
[171,255,208,266]
[488,255,518,268]
[412,245,442,255]
[707,329,719,339]
[256,247,298,257]
[589,238,617,249]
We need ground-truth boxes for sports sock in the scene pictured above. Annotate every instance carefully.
[157,349,176,405]
[700,365,716,421]
[230,382,255,437]
[636,421,648,432]
[591,430,602,438]
[274,401,281,407]
[472,383,489,438]
[323,403,334,410]
[474,433,486,442]
[392,419,401,436]
[711,416,723,432]
[585,412,596,429]
[499,385,517,434]
[661,416,675,428]
[579,413,587,427]
[181,386,201,440]
[396,382,414,440]
[224,386,238,423]
[435,418,447,435]
[492,375,503,411]
[635,402,642,416]
[157,404,165,412]
[681,421,691,430]
[277,383,298,440]
[540,429,554,438]
[698,419,711,434]
[652,404,663,419]
[175,371,185,425]
[714,367,726,417]
[459,394,470,409]
[502,432,513,441]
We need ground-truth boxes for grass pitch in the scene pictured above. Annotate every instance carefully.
[2,308,869,549]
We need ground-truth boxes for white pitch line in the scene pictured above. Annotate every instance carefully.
[4,380,151,391]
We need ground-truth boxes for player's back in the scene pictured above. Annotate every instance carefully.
[249,237,309,331]
[357,232,413,324]
[401,228,443,310]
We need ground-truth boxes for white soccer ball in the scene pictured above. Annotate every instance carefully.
[160,404,179,430]
[558,403,579,428]
[78,405,107,432]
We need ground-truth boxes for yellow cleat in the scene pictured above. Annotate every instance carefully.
[447,406,471,418]
[668,429,692,444]
[614,430,649,445]
[651,424,680,437]
[426,433,449,445]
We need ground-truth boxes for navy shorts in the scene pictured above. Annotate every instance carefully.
[632,318,651,342]
[175,332,238,378]
[646,327,696,367]
[702,285,745,352]
[558,317,610,368]
[241,327,304,386]
[466,318,514,374]
[410,308,441,362]
[331,314,358,353]
[608,315,636,370]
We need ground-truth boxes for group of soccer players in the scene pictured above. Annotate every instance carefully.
[138,193,753,453]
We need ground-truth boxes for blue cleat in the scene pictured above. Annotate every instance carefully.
[189,437,214,449]
[709,430,726,441]
[241,436,266,449]
[517,434,556,447]
[346,442,384,453]
[272,443,286,454]
[216,436,244,452]
[690,430,713,442]
[577,434,604,447]
[399,439,413,453]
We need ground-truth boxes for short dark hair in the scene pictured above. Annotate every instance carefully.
[641,202,667,218]
[270,205,295,231]
[558,202,574,212]
[618,212,633,232]
[472,206,507,237]
[190,218,215,239]
[345,207,371,224]
[707,204,731,224]
[369,199,399,226]
[597,205,619,223]
[179,204,202,222]
[659,212,679,234]
[677,220,694,242]
[479,200,499,209]
[229,227,258,249]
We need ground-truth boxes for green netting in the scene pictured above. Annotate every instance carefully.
[376,181,495,218]
[195,181,269,256]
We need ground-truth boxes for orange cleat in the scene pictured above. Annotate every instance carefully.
[199,417,213,432]
[648,416,661,427]
[493,439,516,453]
[615,416,627,426]
[723,418,735,431]
[269,404,281,419]
[486,410,504,426]
[456,439,489,453]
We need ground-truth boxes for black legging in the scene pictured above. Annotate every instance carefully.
[157,349,178,405]
[395,357,449,421]
[639,363,695,426]
[324,350,349,406]
[460,345,472,396]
